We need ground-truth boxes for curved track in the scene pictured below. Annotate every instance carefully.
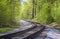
[34,25,60,39]
[0,20,60,39]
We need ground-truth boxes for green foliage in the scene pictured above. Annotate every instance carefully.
[35,2,49,23]
[20,0,60,24]
[0,0,60,29]
[20,0,32,19]
[19,0,54,24]
[0,28,14,33]
[51,0,60,23]
[35,0,53,24]
[0,0,20,27]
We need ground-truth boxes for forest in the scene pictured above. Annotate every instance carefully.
[0,0,60,33]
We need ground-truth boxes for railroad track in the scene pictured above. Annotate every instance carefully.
[0,20,45,39]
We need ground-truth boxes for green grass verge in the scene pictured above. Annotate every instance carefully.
[56,28,60,31]
[0,28,14,33]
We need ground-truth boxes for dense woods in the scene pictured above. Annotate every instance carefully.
[20,0,60,24]
[0,0,60,32]
[0,0,20,28]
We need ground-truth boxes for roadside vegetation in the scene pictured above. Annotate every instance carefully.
[0,28,14,33]
[0,0,20,33]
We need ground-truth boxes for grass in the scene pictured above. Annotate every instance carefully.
[56,27,60,31]
[0,28,14,33]
[49,22,60,31]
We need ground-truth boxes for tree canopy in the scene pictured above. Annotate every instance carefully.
[0,0,60,28]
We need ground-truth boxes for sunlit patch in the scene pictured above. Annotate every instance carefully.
[21,0,27,2]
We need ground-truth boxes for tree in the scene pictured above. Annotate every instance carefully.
[0,0,20,27]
